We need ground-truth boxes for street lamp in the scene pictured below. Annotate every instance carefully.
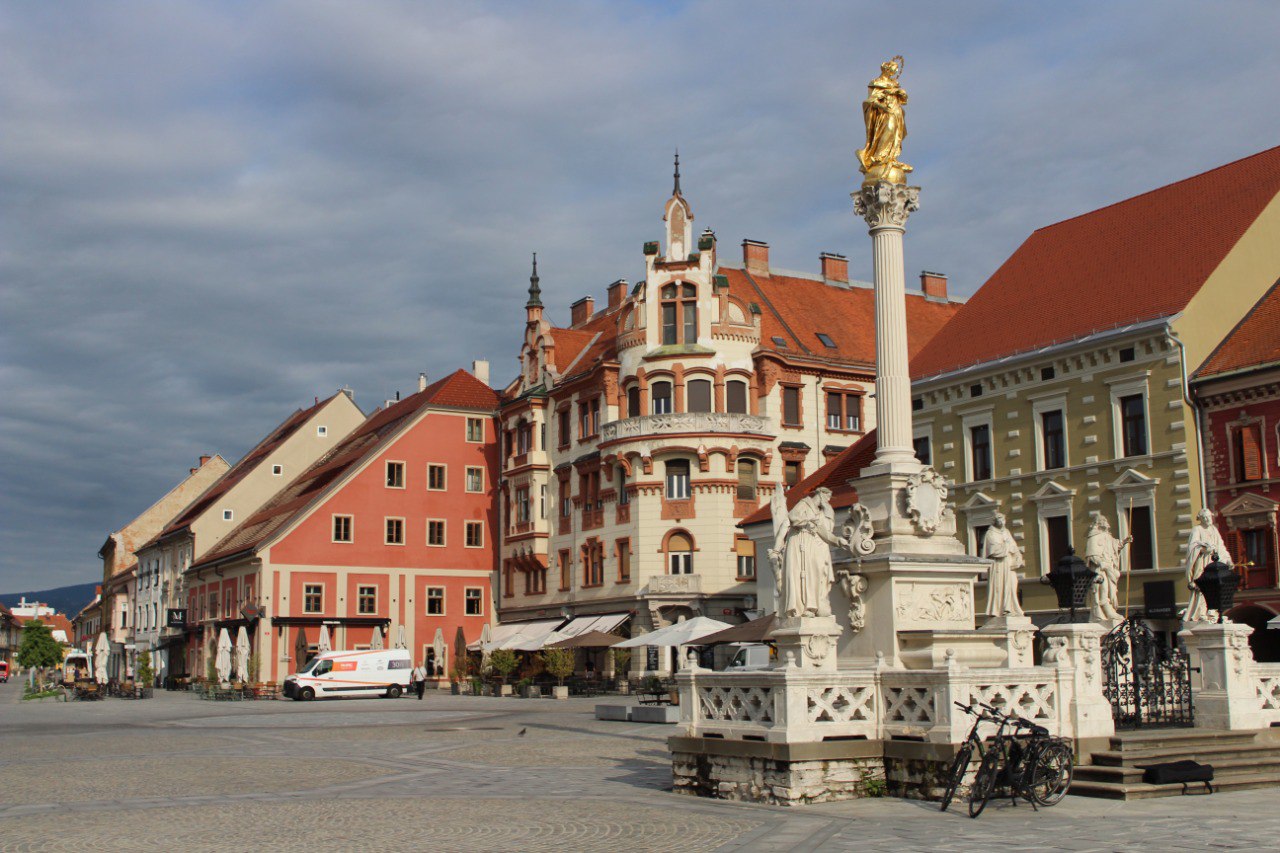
[1041,547,1097,622]
[1194,552,1240,624]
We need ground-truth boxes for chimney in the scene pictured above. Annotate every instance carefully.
[607,279,628,309]
[199,455,212,467]
[570,295,594,327]
[742,239,769,275]
[471,360,491,386]
[920,270,949,300]
[418,372,428,392]
[820,252,848,284]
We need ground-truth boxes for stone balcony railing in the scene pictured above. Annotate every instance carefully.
[600,412,770,442]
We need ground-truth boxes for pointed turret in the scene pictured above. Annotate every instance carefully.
[526,252,544,325]
[663,150,693,262]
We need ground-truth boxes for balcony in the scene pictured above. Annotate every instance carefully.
[600,412,770,442]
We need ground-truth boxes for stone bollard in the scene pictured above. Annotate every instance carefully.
[1040,622,1114,740]
[1179,621,1263,730]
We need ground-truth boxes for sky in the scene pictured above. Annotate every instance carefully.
[2,0,1279,595]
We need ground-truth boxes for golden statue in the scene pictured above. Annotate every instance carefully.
[857,56,912,185]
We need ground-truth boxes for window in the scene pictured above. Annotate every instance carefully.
[668,531,693,574]
[385,517,405,545]
[661,282,697,345]
[222,509,234,521]
[826,391,862,432]
[726,380,748,414]
[973,524,992,558]
[303,584,323,614]
[272,464,283,476]
[687,379,712,413]
[427,520,446,546]
[912,397,923,412]
[771,336,788,348]
[317,425,328,437]
[914,435,932,466]
[617,539,631,581]
[559,476,572,518]
[332,515,353,543]
[427,464,447,490]
[1041,366,1056,381]
[970,424,992,481]
[782,387,801,426]
[1126,505,1155,571]
[970,384,984,398]
[465,466,485,493]
[1119,394,1147,457]
[651,381,673,415]
[1041,410,1066,470]
[627,385,641,418]
[425,587,444,615]
[1234,424,1264,482]
[816,333,837,349]
[1119,346,1136,363]
[559,550,571,590]
[357,585,377,615]
[464,520,484,548]
[736,537,757,579]
[736,459,758,501]
[583,543,604,586]
[515,420,532,454]
[665,459,691,499]
[516,487,531,523]
[558,409,571,446]
[540,485,547,519]
[466,417,484,442]
[1044,515,1071,573]
[616,466,630,505]
[464,588,483,616]
[386,461,405,488]
[784,460,802,489]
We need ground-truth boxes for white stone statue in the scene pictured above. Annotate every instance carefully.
[770,487,850,618]
[982,512,1024,617]
[1085,512,1130,622]
[1183,508,1233,623]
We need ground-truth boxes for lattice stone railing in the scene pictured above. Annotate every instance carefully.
[807,684,875,724]
[968,680,1057,723]
[1255,663,1280,725]
[699,684,775,724]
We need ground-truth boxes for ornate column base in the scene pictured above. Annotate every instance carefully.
[978,615,1037,668]
[1179,621,1264,731]
[1041,622,1114,740]
[770,615,841,672]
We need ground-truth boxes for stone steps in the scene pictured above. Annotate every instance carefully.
[1069,729,1280,800]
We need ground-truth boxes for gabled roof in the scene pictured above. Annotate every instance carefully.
[16,612,74,641]
[193,370,497,568]
[912,146,1280,380]
[1195,278,1280,380]
[146,394,345,548]
[740,430,878,526]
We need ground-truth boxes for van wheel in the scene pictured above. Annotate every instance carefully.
[300,687,315,701]
[386,685,402,699]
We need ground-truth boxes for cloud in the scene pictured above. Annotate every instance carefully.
[2,0,1278,591]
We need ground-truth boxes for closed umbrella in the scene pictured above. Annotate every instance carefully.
[370,626,384,650]
[294,627,309,671]
[317,625,332,654]
[395,624,408,650]
[234,625,250,682]
[215,628,232,685]
[432,628,446,678]
[94,633,109,683]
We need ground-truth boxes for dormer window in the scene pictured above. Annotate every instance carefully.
[771,336,788,348]
[816,333,837,349]
[661,283,697,345]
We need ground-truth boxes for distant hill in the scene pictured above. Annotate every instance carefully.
[0,581,99,617]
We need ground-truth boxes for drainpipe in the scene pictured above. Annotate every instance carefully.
[1169,330,1209,510]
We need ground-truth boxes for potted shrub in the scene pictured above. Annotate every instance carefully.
[488,649,518,696]
[540,648,575,700]
[609,648,632,694]
[136,650,155,698]
[517,677,540,698]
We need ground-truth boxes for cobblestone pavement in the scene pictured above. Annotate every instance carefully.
[2,680,1279,851]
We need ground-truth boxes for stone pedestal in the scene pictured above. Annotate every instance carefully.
[1041,622,1114,739]
[770,615,841,672]
[978,615,1037,668]
[1180,621,1263,730]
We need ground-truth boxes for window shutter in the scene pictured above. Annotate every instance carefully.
[1242,425,1263,481]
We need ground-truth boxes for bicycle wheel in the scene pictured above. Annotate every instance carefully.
[1024,739,1073,806]
[968,746,1001,818]
[939,741,975,812]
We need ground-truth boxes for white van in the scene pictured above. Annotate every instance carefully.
[724,643,774,672]
[283,649,412,700]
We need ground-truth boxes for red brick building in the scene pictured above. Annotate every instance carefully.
[186,368,499,683]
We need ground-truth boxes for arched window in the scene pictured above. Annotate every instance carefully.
[616,465,630,506]
[626,385,641,418]
[667,531,694,574]
[736,459,758,501]
[687,378,712,413]
[661,283,698,345]
[726,380,748,414]
[651,380,673,414]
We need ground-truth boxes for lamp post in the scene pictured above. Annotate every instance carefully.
[1194,552,1240,624]
[1041,547,1097,622]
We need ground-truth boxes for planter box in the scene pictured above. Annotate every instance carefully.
[617,682,630,695]
[552,685,569,700]
[499,684,513,697]
[450,683,461,695]
[522,685,542,698]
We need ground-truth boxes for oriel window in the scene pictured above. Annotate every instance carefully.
[661,283,698,345]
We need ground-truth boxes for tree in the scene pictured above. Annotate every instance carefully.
[16,620,62,682]
[137,650,154,687]
[540,648,575,686]
[608,647,631,678]
[488,649,518,684]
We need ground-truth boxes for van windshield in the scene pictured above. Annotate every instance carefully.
[730,649,747,667]
[297,658,320,674]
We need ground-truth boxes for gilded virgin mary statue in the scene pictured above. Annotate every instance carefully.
[857,56,912,185]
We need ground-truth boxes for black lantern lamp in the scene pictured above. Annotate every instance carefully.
[1040,547,1097,622]
[1194,552,1240,624]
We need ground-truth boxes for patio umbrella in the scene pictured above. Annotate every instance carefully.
[548,630,626,649]
[693,614,777,646]
[395,624,408,650]
[294,627,309,671]
[234,625,250,682]
[613,616,732,648]
[370,625,384,650]
[476,623,492,651]
[94,632,109,683]
[317,625,332,654]
[215,628,232,685]
[432,628,446,677]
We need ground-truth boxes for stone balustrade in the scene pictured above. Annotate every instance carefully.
[600,412,770,443]
[1255,662,1280,726]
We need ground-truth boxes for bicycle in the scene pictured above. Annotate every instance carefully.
[939,701,1000,812]
[967,702,1074,818]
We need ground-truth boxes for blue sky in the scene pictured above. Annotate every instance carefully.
[2,0,1279,593]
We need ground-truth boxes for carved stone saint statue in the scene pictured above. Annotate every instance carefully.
[770,487,850,618]
[1183,508,1233,623]
[1085,513,1130,622]
[857,56,912,185]
[983,512,1024,617]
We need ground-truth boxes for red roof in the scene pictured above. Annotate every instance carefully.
[912,146,1280,379]
[1196,279,1280,379]
[740,430,878,526]
[16,613,74,640]
[194,370,497,568]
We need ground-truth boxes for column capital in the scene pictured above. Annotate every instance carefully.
[852,182,920,230]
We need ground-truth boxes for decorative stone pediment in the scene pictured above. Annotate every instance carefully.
[1108,468,1159,494]
[1219,493,1279,530]
[1030,480,1075,501]
[962,491,1000,512]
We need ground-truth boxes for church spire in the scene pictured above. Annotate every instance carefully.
[526,252,542,308]
[673,149,682,196]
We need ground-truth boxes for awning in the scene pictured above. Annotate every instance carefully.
[548,630,626,649]
[614,616,733,648]
[695,614,776,645]
[468,619,564,652]
[556,612,631,638]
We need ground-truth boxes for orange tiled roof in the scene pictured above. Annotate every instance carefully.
[193,370,497,568]
[911,146,1280,380]
[16,613,74,640]
[1196,279,1280,379]
[740,430,878,526]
